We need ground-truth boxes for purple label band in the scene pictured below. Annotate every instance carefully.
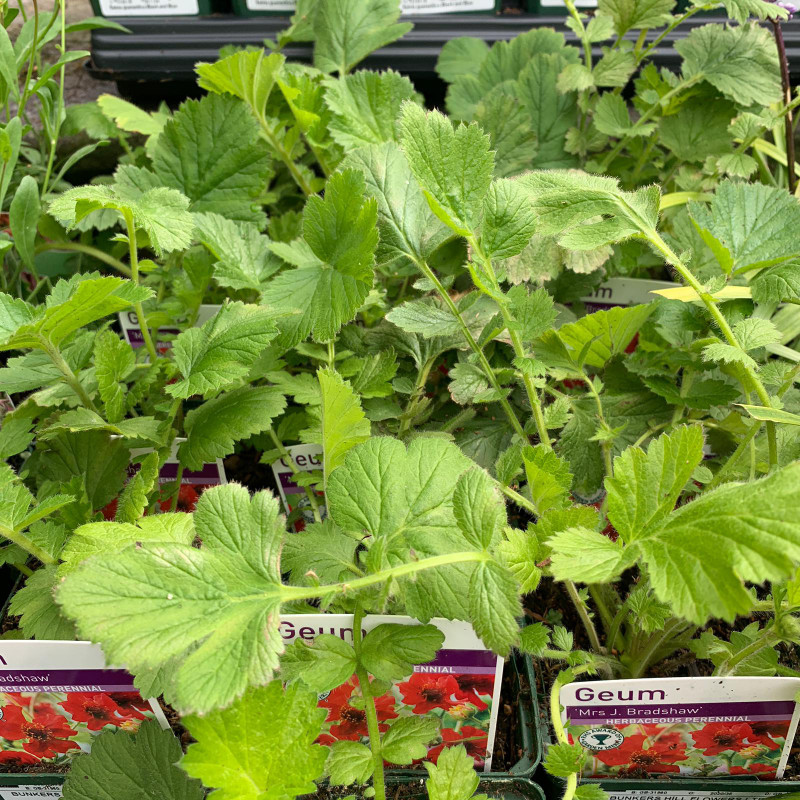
[0,669,136,693]
[160,463,221,481]
[429,649,499,669]
[566,700,796,721]
[124,328,179,349]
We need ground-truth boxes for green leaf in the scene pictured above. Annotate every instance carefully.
[281,520,358,585]
[676,23,781,108]
[536,304,654,372]
[382,716,440,765]
[659,97,735,164]
[0,275,152,351]
[507,286,558,342]
[575,785,609,800]
[498,528,541,594]
[9,565,76,640]
[97,93,168,138]
[545,742,585,777]
[523,444,572,514]
[436,37,490,83]
[59,514,195,576]
[386,299,460,338]
[549,526,635,583]
[194,212,282,293]
[606,426,704,543]
[360,623,444,682]
[425,745,483,800]
[151,94,272,226]
[516,53,579,170]
[481,179,537,260]
[557,63,594,93]
[453,467,506,551]
[751,261,800,304]
[262,169,377,347]
[49,185,194,257]
[349,349,398,398]
[61,720,204,800]
[9,174,40,271]
[0,412,34,460]
[399,103,493,236]
[280,634,357,692]
[37,408,162,445]
[474,93,538,178]
[739,404,800,426]
[313,0,412,75]
[688,181,800,273]
[166,303,279,398]
[58,484,288,713]
[328,741,374,786]
[518,621,550,655]
[599,0,674,34]
[734,318,780,351]
[469,560,520,656]
[635,463,800,622]
[592,48,635,88]
[181,682,326,800]
[316,368,370,488]
[341,142,451,272]
[324,69,419,149]
[594,93,641,138]
[180,386,286,471]
[115,451,159,524]
[94,330,135,423]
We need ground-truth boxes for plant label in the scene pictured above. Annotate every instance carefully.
[270,444,326,531]
[98,0,199,15]
[117,304,220,353]
[0,641,168,773]
[597,792,795,800]
[580,278,679,312]
[562,676,800,778]
[0,789,63,799]
[281,614,504,771]
[242,0,495,11]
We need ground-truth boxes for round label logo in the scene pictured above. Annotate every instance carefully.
[578,728,624,751]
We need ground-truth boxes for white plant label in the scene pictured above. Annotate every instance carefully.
[281,614,504,771]
[0,790,63,799]
[243,0,495,11]
[98,0,199,15]
[600,792,792,800]
[562,676,800,778]
[580,277,679,310]
[117,304,220,352]
[270,443,326,530]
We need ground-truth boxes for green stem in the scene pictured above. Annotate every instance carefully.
[413,257,528,442]
[549,669,592,800]
[399,358,435,436]
[17,0,39,120]
[13,562,33,578]
[564,580,605,655]
[327,339,335,371]
[40,0,66,198]
[257,120,313,197]
[353,604,386,800]
[642,227,778,470]
[626,618,692,678]
[34,241,132,277]
[280,551,490,603]
[498,482,537,516]
[637,5,703,64]
[714,628,781,675]
[0,525,56,566]
[704,421,763,491]
[440,406,476,435]
[268,427,322,524]
[507,326,552,449]
[122,211,158,364]
[41,338,100,413]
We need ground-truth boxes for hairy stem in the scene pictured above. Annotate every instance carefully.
[399,357,435,436]
[0,524,56,566]
[565,580,605,656]
[268,427,322,524]
[281,551,490,603]
[122,211,158,364]
[641,227,778,469]
[714,627,781,675]
[414,257,528,442]
[772,19,796,194]
[353,603,386,800]
[705,421,763,491]
[42,338,100,413]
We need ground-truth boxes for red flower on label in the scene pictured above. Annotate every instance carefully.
[730,764,777,776]
[454,675,494,709]
[320,677,397,741]
[398,674,473,714]
[0,750,39,765]
[748,720,789,750]
[107,693,151,721]
[60,693,128,731]
[159,484,200,513]
[594,732,687,774]
[691,722,755,755]
[0,705,79,759]
[426,726,488,764]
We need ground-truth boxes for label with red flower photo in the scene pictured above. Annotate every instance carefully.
[117,304,220,353]
[0,641,168,774]
[281,614,504,771]
[270,445,326,531]
[562,677,800,779]
[580,278,679,312]
[101,440,227,519]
